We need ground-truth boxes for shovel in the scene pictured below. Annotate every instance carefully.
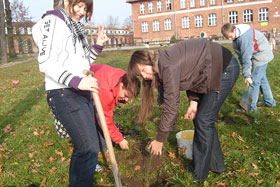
[83,70,122,187]
[239,87,252,112]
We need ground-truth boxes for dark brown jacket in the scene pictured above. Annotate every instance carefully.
[155,38,232,142]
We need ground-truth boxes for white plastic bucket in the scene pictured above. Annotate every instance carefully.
[176,130,194,160]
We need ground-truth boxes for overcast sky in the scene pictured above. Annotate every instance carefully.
[9,0,132,25]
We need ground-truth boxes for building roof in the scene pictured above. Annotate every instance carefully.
[126,0,141,3]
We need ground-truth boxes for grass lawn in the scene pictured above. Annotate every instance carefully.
[0,46,279,187]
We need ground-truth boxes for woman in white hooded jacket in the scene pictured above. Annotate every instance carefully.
[32,0,108,186]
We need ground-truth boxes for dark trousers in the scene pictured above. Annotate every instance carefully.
[189,56,240,181]
[47,88,100,187]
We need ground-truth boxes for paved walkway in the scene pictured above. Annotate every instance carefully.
[0,40,233,69]
[0,57,36,69]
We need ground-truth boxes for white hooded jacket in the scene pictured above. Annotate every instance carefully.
[32,11,101,90]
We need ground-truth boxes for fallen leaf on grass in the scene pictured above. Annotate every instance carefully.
[170,162,180,167]
[40,176,47,186]
[252,163,258,170]
[28,151,38,158]
[236,168,245,173]
[257,179,264,184]
[134,165,141,171]
[32,169,38,173]
[168,151,176,159]
[153,117,160,123]
[55,149,63,157]
[0,165,2,174]
[237,135,245,142]
[223,152,229,157]
[3,124,13,133]
[49,166,57,173]
[276,181,280,185]
[216,181,227,187]
[49,156,56,162]
[232,132,236,137]
[249,172,259,177]
[33,131,39,136]
[43,142,54,147]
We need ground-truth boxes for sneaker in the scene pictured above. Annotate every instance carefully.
[95,163,103,172]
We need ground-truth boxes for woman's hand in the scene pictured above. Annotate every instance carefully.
[148,140,163,155]
[184,100,198,120]
[119,139,129,150]
[96,25,109,46]
[78,76,99,93]
[244,77,253,87]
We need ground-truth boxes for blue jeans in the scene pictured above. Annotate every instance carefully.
[249,63,276,112]
[47,88,100,187]
[189,56,240,182]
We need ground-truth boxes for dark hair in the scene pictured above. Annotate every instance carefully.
[120,74,141,97]
[221,23,236,37]
[59,0,93,22]
[127,50,159,124]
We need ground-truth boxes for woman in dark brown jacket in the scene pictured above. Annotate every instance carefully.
[127,38,240,182]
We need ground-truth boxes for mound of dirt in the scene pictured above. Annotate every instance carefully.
[117,138,170,187]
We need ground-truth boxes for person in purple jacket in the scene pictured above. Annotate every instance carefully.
[32,0,109,186]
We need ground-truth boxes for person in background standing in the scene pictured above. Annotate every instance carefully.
[222,23,276,112]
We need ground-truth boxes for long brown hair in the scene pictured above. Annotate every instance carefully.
[58,0,93,22]
[127,50,159,124]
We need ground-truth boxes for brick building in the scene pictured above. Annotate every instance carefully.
[4,22,133,55]
[127,0,280,44]
[85,25,134,47]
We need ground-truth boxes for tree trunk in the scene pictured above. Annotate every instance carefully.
[5,0,17,58]
[0,0,8,64]
[54,0,60,9]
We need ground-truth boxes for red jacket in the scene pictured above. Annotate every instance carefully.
[90,64,126,144]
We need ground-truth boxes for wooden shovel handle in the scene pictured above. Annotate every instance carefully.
[83,70,122,187]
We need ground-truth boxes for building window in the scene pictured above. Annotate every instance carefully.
[182,16,190,29]
[166,0,171,11]
[200,0,206,6]
[210,0,216,5]
[157,0,162,12]
[148,2,154,13]
[190,0,196,8]
[238,0,244,1]
[164,18,172,30]
[195,15,203,27]
[181,0,186,9]
[208,13,217,26]
[27,27,32,35]
[259,8,269,21]
[19,27,25,35]
[153,20,160,31]
[229,11,238,24]
[140,3,145,14]
[243,9,253,23]
[227,0,234,3]
[142,21,149,32]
